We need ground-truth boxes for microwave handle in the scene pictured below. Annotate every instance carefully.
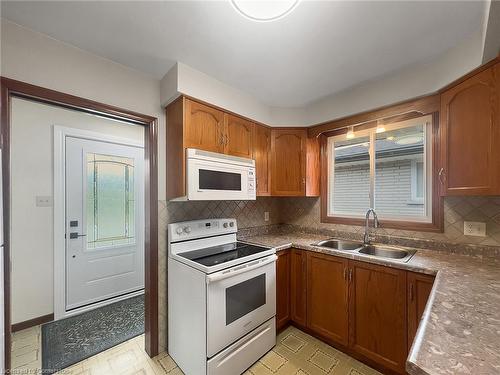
[206,254,277,284]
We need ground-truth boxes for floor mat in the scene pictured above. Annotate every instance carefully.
[41,294,144,374]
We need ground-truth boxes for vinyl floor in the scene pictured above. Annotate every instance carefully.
[11,325,383,375]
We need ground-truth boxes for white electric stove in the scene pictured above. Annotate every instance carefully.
[168,219,277,375]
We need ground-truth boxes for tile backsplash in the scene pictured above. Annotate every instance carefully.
[279,196,500,247]
[159,196,500,248]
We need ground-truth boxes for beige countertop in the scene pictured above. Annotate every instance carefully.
[239,232,500,375]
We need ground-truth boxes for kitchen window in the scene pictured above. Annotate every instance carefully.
[325,115,434,226]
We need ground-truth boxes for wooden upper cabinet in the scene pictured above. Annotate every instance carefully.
[253,124,271,196]
[224,114,254,158]
[166,96,185,200]
[407,272,435,351]
[306,137,320,197]
[307,252,349,346]
[348,260,407,374]
[290,249,307,328]
[440,64,500,195]
[276,250,291,331]
[184,99,224,153]
[271,129,306,196]
[166,97,320,199]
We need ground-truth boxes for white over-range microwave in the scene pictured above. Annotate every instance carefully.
[182,148,256,201]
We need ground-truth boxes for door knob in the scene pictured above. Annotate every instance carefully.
[69,232,86,239]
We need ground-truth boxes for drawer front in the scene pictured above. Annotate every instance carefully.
[207,318,276,375]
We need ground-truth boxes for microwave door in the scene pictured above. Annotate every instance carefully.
[187,159,253,200]
[198,169,242,192]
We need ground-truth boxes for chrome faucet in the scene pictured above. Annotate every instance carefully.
[364,209,379,245]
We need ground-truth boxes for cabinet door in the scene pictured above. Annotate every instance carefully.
[184,99,224,153]
[440,66,500,195]
[253,124,271,196]
[276,250,291,331]
[348,260,407,373]
[290,249,307,328]
[306,252,349,346]
[407,272,435,351]
[224,114,254,158]
[306,137,320,197]
[271,129,306,196]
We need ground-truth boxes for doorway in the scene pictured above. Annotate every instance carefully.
[56,131,145,317]
[0,77,159,372]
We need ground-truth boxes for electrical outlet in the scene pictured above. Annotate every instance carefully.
[36,196,53,207]
[264,211,270,222]
[463,221,486,237]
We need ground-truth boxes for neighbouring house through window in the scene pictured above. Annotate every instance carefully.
[326,115,433,223]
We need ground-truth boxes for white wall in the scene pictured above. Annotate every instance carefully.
[160,29,485,127]
[10,98,144,324]
[169,62,273,123]
[305,29,484,125]
[0,19,166,200]
[482,0,500,62]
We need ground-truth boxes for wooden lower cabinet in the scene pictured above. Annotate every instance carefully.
[275,249,434,374]
[290,249,307,328]
[348,260,408,374]
[276,250,291,330]
[306,252,349,346]
[407,272,435,351]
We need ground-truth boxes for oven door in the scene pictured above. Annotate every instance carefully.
[186,157,255,200]
[206,254,276,357]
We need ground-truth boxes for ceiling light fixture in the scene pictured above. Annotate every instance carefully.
[346,126,355,140]
[395,135,424,145]
[231,0,300,22]
[375,121,386,134]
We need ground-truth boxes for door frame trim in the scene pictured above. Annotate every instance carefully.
[0,77,159,371]
[53,126,145,319]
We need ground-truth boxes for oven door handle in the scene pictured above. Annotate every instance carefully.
[206,254,277,284]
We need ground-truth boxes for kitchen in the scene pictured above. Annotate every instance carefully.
[1,1,500,375]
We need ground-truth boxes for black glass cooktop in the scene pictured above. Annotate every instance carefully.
[179,242,271,267]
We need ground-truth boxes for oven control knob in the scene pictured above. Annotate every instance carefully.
[176,227,183,235]
[229,222,234,227]
[183,226,191,234]
[223,222,229,228]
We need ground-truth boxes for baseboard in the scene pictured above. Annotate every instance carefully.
[12,313,54,332]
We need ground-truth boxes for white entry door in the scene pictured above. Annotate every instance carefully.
[65,136,144,311]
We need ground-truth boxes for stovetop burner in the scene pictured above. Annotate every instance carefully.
[178,241,271,267]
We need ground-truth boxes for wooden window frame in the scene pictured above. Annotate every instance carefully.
[410,159,425,204]
[320,111,443,233]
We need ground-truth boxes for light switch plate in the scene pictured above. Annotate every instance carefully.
[36,196,53,207]
[264,212,270,222]
[463,221,486,237]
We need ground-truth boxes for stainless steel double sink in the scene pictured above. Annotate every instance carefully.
[311,239,416,263]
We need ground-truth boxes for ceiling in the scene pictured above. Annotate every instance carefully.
[1,1,487,108]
